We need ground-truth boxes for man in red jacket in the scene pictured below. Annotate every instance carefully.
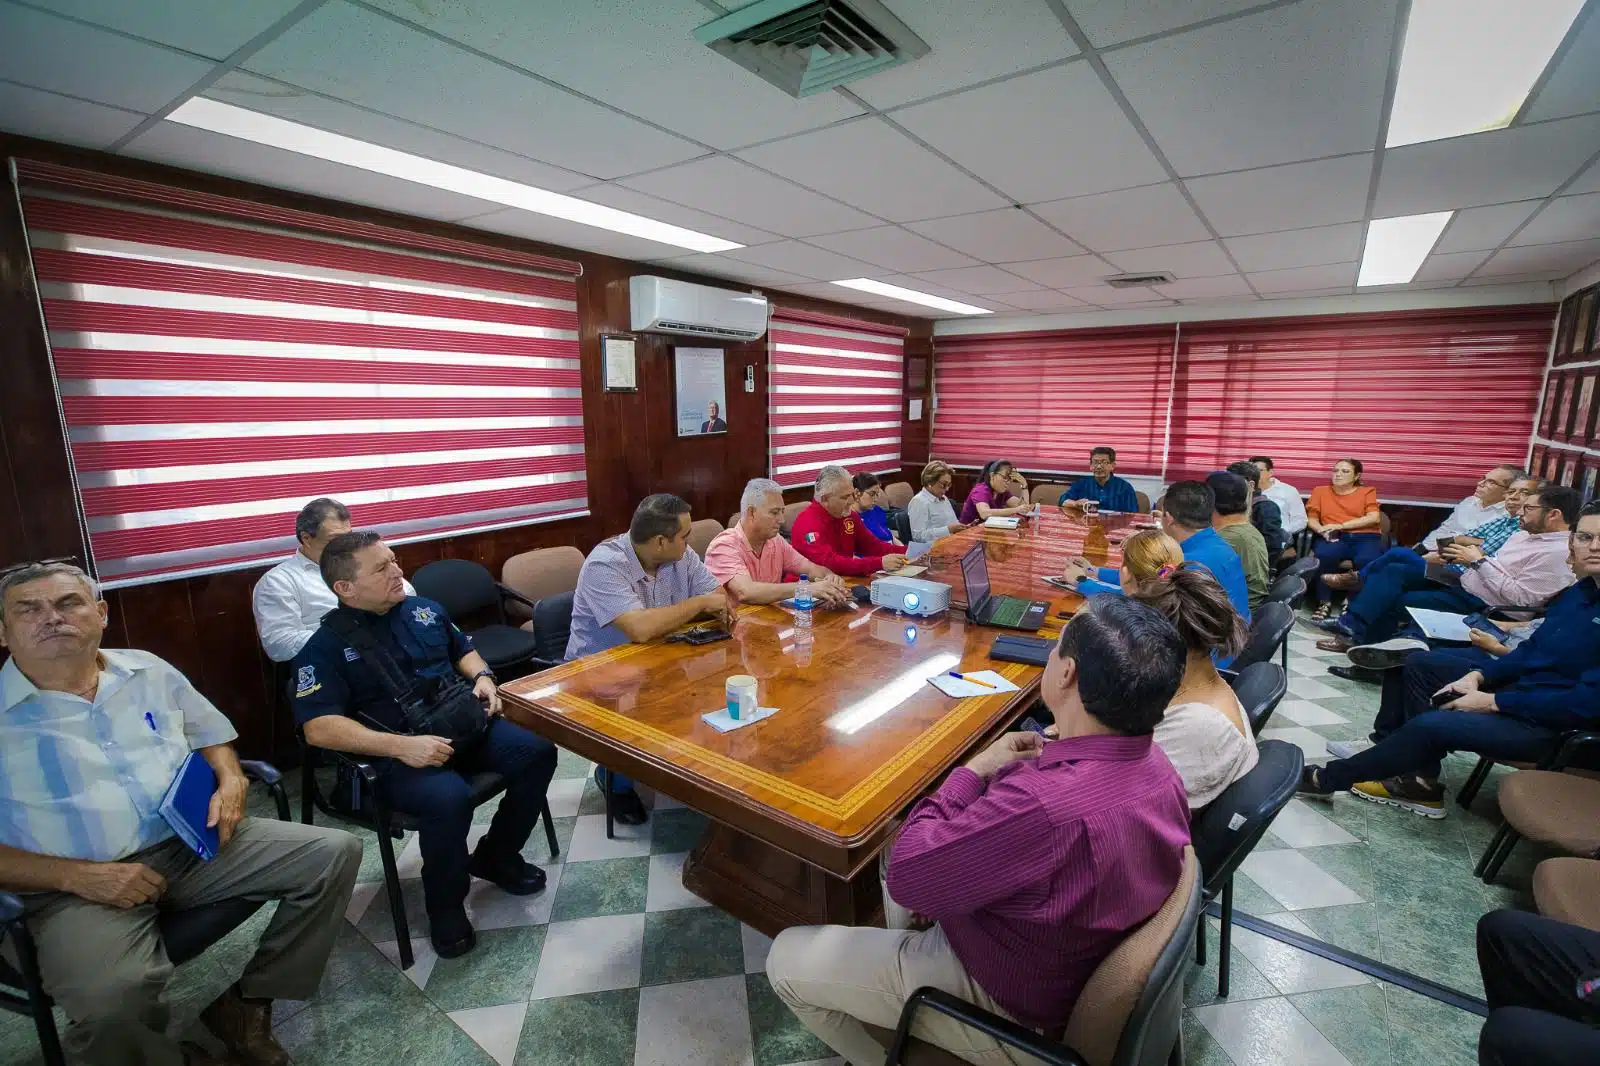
[790,464,908,577]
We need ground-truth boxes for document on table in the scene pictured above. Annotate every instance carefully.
[984,516,1020,529]
[1404,607,1473,642]
[928,671,1021,698]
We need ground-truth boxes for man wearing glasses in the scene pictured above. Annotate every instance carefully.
[1058,446,1140,514]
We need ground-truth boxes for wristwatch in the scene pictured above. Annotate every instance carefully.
[471,668,496,684]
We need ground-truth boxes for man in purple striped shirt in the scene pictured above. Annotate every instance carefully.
[768,597,1192,1065]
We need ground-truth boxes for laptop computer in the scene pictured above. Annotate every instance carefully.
[958,545,1048,631]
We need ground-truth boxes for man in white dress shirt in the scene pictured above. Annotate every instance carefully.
[251,498,414,662]
[1248,456,1307,537]
[1415,465,1519,549]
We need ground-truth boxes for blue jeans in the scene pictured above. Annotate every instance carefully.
[1319,647,1558,789]
[1359,546,1425,581]
[595,766,634,793]
[382,717,557,916]
[1346,565,1485,643]
[1309,533,1385,604]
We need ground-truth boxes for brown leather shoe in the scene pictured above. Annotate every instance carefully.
[1321,571,1361,591]
[181,1042,239,1066]
[200,984,288,1066]
[1316,635,1353,653]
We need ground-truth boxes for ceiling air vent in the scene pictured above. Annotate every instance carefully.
[1103,272,1177,288]
[694,0,930,98]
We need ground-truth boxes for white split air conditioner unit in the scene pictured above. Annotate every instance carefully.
[629,275,770,341]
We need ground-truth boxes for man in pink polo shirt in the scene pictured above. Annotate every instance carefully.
[705,478,850,607]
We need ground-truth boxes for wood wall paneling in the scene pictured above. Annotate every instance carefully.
[0,133,928,760]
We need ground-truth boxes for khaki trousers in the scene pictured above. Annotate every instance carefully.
[766,921,1049,1066]
[11,818,361,1066]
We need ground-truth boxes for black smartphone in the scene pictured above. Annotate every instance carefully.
[1431,688,1463,707]
[683,627,731,645]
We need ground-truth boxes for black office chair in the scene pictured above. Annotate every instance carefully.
[299,741,558,969]
[889,507,912,545]
[1191,739,1303,997]
[410,559,539,678]
[1229,601,1294,672]
[1265,574,1306,610]
[871,848,1201,1066]
[1228,662,1289,733]
[528,591,574,669]
[1,762,290,1066]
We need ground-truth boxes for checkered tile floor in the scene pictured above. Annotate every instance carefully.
[1,615,1552,1066]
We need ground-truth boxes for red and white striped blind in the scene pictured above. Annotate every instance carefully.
[932,326,1176,473]
[768,309,906,490]
[15,162,585,589]
[1168,308,1553,500]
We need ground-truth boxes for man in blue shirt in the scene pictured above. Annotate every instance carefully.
[1299,501,1600,818]
[1059,447,1140,514]
[293,532,556,960]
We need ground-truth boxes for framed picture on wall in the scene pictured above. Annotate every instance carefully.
[673,346,728,437]
[1541,373,1566,439]
[1572,371,1598,447]
[1556,302,1577,360]
[1544,448,1563,481]
[1573,291,1597,358]
[1583,462,1598,505]
[1561,454,1579,488]
[1530,444,1546,480]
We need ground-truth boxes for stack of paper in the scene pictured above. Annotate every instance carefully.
[928,671,1022,698]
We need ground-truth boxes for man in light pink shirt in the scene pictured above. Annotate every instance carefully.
[705,478,850,607]
[1454,485,1577,608]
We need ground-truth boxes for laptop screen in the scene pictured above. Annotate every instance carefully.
[959,546,991,608]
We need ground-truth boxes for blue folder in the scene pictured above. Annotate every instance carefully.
[159,752,220,861]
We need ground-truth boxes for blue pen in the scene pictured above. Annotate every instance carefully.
[144,711,157,732]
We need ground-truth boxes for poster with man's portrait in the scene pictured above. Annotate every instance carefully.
[675,347,728,437]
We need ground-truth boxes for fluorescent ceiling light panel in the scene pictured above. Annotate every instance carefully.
[1386,0,1584,147]
[1357,211,1453,286]
[165,98,742,254]
[831,278,992,315]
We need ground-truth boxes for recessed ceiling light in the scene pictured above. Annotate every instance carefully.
[1357,211,1454,286]
[1386,0,1584,147]
[830,278,992,315]
[165,98,742,254]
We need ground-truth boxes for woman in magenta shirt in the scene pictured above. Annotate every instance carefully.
[959,460,1030,524]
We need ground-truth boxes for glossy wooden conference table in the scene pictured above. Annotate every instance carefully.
[499,508,1149,934]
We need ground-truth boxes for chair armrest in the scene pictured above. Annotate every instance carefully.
[316,746,381,785]
[528,656,564,674]
[1483,604,1546,623]
[0,890,24,926]
[497,583,539,611]
[239,760,281,787]
[887,987,1088,1066]
[1548,731,1600,772]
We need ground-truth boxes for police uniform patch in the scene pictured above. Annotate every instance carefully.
[806,532,818,543]
[844,519,855,534]
[344,647,360,661]
[412,605,438,626]
[294,665,321,697]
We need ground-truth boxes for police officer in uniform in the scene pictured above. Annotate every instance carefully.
[291,531,557,959]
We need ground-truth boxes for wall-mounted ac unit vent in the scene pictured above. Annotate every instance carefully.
[694,0,930,98]
[630,276,770,341]
[1103,272,1177,288]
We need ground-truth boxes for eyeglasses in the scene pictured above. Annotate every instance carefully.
[1479,477,1514,489]
[0,557,79,581]
[1575,531,1598,547]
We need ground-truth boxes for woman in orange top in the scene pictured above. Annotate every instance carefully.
[1305,458,1382,618]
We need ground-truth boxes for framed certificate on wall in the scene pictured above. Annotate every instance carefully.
[1582,461,1598,505]
[1530,444,1546,480]
[1544,448,1563,481]
[1561,454,1578,488]
[1541,373,1566,439]
[1572,371,1598,447]
[1573,290,1597,358]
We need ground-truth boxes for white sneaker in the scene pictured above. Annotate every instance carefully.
[1326,739,1374,760]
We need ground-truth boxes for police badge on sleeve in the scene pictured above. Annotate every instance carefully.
[295,665,320,697]
[412,604,438,626]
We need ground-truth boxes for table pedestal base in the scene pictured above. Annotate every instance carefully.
[681,824,884,937]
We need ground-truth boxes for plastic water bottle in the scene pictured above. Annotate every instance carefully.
[794,575,813,629]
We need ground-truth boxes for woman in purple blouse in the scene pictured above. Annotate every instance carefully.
[959,459,1030,524]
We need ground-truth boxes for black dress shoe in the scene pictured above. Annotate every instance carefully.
[1328,664,1384,685]
[467,849,547,896]
[609,788,649,826]
[429,910,476,959]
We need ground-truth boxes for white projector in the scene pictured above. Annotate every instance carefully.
[870,575,952,617]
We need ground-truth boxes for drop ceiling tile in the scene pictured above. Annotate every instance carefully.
[720,241,879,282]
[1153,273,1255,300]
[1029,183,1210,252]
[1374,114,1600,215]
[245,1,703,180]
[1247,262,1358,294]
[847,0,1078,108]
[203,72,592,192]
[564,183,781,247]
[1568,157,1600,197]
[1104,0,1397,176]
[122,123,499,224]
[0,4,212,112]
[1259,286,1360,299]
[461,206,695,261]
[0,82,144,149]
[985,289,1093,312]
[736,118,1008,223]
[892,63,1167,204]
[909,265,1042,295]
[1509,193,1600,247]
[1185,154,1374,237]
[1413,250,1491,283]
[868,274,989,302]
[647,254,811,289]
[1522,6,1600,123]
[1431,201,1544,254]
[805,227,979,273]
[906,209,1083,263]
[1106,240,1237,279]
[1460,271,1564,287]
[364,0,862,150]
[619,157,877,238]
[1223,223,1363,273]
[1062,285,1177,307]
[1000,255,1113,288]
[37,0,306,60]
[1479,239,1600,278]
[1065,0,1281,48]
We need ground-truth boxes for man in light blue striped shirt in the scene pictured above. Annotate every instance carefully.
[0,562,361,1066]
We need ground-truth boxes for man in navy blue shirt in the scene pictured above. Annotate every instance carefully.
[293,532,556,959]
[1300,501,1600,818]
[1060,447,1140,514]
